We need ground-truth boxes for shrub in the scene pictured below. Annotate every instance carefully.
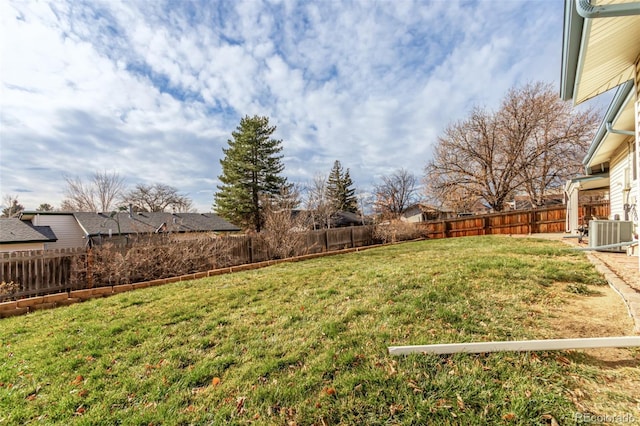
[0,281,19,302]
[78,235,235,286]
[374,220,425,244]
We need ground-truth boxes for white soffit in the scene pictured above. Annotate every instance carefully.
[574,0,640,104]
[588,92,636,167]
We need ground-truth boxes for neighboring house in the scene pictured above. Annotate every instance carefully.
[560,0,640,260]
[565,174,611,232]
[401,204,455,223]
[331,210,372,227]
[19,212,86,249]
[301,209,371,229]
[506,193,565,211]
[0,218,57,252]
[17,211,241,248]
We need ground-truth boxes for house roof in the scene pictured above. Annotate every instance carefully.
[403,203,454,213]
[560,0,640,105]
[332,211,366,227]
[565,173,610,194]
[0,218,58,244]
[72,212,240,236]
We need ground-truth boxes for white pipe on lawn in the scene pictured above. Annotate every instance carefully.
[573,241,636,251]
[388,336,640,356]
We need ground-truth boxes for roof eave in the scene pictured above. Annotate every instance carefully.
[582,80,635,168]
[560,0,584,102]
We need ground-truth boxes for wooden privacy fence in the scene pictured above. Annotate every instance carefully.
[217,226,376,264]
[0,248,86,300]
[0,227,377,301]
[419,203,609,239]
[0,204,609,301]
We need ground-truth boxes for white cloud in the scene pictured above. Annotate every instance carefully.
[1,0,566,213]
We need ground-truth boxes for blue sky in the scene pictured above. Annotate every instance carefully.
[1,0,579,213]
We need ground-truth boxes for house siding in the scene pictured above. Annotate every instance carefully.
[0,242,45,252]
[609,143,634,221]
[31,214,86,249]
[401,206,423,223]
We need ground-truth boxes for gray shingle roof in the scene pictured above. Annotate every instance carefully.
[73,212,240,236]
[0,218,58,244]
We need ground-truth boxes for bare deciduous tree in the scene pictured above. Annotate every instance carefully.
[122,183,193,212]
[423,179,481,215]
[62,171,126,212]
[425,82,598,211]
[509,84,599,206]
[305,174,335,229]
[373,169,418,219]
[260,185,309,259]
[425,107,522,212]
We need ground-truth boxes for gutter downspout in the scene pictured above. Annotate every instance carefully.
[605,122,636,136]
[576,0,640,18]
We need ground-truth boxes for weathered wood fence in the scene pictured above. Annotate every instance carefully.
[419,203,609,238]
[1,227,377,301]
[0,203,609,301]
[0,248,86,300]
[227,226,377,264]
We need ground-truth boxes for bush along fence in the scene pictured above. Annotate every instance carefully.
[0,226,379,305]
[0,202,609,312]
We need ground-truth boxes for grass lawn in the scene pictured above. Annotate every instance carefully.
[1,236,638,425]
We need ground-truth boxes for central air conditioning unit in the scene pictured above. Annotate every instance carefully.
[588,220,634,252]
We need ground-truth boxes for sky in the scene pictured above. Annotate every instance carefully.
[1,0,580,213]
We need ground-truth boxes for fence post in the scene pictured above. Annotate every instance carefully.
[248,236,254,263]
[87,248,94,289]
[324,229,329,252]
[350,227,355,248]
[484,216,491,235]
[529,210,536,235]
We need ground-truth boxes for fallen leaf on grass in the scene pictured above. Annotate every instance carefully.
[435,399,451,409]
[212,377,221,386]
[541,414,559,426]
[324,387,336,396]
[456,394,465,411]
[71,375,84,385]
[236,396,246,414]
[502,413,516,421]
[191,387,207,395]
[75,406,85,416]
[407,380,423,393]
[389,404,403,415]
[386,360,397,376]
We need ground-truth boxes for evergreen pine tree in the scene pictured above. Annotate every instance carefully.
[326,160,358,214]
[214,115,288,232]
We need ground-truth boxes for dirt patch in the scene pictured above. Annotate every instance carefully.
[540,282,640,421]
